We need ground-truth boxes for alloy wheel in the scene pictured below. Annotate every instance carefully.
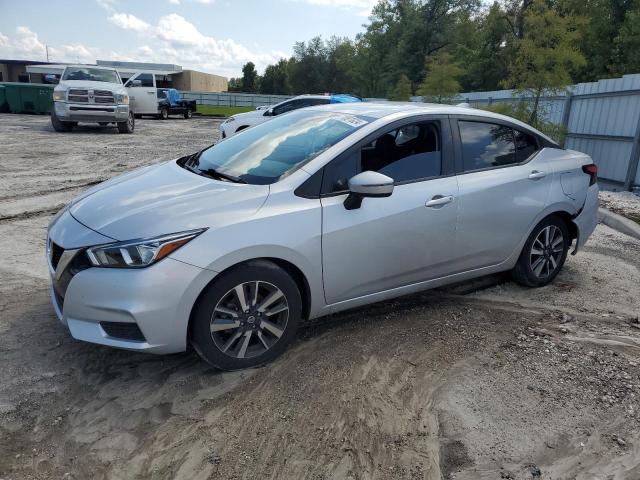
[529,225,564,279]
[210,281,289,359]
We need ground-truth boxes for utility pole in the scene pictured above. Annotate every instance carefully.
[45,45,50,62]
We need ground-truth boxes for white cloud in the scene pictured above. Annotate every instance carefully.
[295,0,377,10]
[168,0,181,4]
[108,12,287,77]
[108,13,151,32]
[0,13,287,78]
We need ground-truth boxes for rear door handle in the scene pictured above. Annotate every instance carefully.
[147,91,156,94]
[528,170,547,180]
[425,195,454,208]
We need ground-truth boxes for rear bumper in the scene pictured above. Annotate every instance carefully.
[572,183,599,253]
[54,101,129,122]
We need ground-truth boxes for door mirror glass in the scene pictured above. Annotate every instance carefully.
[344,170,394,210]
[127,79,142,87]
[264,108,273,117]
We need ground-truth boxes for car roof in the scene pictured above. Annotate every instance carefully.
[307,102,556,144]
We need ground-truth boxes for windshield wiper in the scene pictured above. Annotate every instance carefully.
[198,168,247,184]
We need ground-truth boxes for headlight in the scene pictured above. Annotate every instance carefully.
[115,93,129,105]
[86,229,206,268]
[226,116,236,123]
[52,90,66,101]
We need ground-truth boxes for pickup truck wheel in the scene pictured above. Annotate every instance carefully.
[117,112,135,134]
[160,107,169,120]
[184,109,192,119]
[51,111,73,132]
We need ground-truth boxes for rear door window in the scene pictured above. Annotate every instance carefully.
[459,121,516,171]
[514,129,539,162]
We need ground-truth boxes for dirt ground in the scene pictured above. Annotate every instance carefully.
[1,113,639,480]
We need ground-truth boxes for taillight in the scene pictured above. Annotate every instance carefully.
[582,163,597,186]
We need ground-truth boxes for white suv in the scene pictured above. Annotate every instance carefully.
[219,94,361,139]
[51,65,134,133]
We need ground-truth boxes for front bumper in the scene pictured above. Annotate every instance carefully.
[572,183,599,253]
[47,211,217,354]
[54,101,130,123]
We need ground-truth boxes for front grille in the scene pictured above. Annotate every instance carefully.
[94,96,114,104]
[67,89,115,104]
[100,322,146,342]
[50,241,64,270]
[68,89,89,103]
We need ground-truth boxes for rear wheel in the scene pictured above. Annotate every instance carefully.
[117,112,135,134]
[190,260,301,370]
[512,216,569,287]
[51,110,73,132]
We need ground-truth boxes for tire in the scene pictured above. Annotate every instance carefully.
[190,260,302,370]
[51,110,73,132]
[117,112,135,134]
[511,215,570,288]
[160,107,169,120]
[184,109,192,119]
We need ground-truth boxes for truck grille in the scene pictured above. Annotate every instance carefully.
[94,90,115,104]
[68,89,89,103]
[67,89,115,104]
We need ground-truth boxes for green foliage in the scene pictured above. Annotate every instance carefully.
[389,75,412,101]
[260,59,291,95]
[417,52,464,104]
[505,0,585,124]
[231,0,639,97]
[483,102,568,145]
[241,62,259,93]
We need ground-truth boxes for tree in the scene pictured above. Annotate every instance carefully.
[241,62,259,93]
[504,0,585,125]
[417,52,464,103]
[389,74,413,101]
[260,59,290,94]
[611,2,640,76]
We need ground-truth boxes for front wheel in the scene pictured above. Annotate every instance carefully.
[159,107,169,120]
[190,260,301,370]
[511,216,569,287]
[51,110,73,132]
[184,109,192,119]
[117,112,135,133]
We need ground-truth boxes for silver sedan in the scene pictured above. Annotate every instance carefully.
[47,103,599,370]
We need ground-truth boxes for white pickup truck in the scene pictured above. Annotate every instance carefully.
[51,65,134,133]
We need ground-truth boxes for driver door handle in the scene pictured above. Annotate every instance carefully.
[528,170,547,180]
[425,195,454,208]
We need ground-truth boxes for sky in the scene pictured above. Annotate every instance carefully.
[0,0,378,78]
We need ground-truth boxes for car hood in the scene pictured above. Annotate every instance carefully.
[57,80,126,93]
[229,110,264,121]
[69,160,270,241]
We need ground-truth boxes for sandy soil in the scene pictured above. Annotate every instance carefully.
[1,114,639,480]
[600,191,640,222]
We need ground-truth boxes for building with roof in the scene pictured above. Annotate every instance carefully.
[0,59,227,92]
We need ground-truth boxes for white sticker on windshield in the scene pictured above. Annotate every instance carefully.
[335,115,367,128]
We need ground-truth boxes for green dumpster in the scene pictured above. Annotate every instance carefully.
[0,82,54,114]
[0,85,7,113]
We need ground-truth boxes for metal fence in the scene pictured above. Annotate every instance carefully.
[179,91,293,108]
[453,74,640,190]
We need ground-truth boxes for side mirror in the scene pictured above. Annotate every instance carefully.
[127,79,142,87]
[263,108,274,117]
[344,171,394,210]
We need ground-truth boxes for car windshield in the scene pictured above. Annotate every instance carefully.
[62,67,120,83]
[184,110,370,184]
